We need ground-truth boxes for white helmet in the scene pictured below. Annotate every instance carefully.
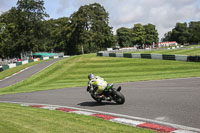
[88,73,94,80]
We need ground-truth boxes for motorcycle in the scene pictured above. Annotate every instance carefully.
[87,83,125,104]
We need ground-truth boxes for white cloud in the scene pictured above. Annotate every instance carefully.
[57,0,200,40]
[1,0,200,40]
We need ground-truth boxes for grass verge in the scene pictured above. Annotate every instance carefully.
[0,103,154,133]
[1,54,200,95]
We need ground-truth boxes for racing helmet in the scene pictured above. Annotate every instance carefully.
[88,73,94,80]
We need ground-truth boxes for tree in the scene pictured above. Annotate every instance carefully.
[70,3,114,54]
[0,0,49,58]
[116,27,132,47]
[171,22,190,45]
[162,22,191,44]
[144,24,159,45]
[132,24,145,46]
[43,17,71,53]
[0,8,21,58]
[16,0,49,52]
[161,31,172,42]
[189,21,200,44]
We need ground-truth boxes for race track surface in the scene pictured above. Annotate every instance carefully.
[0,58,62,88]
[0,77,200,129]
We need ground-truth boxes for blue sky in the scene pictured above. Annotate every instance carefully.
[0,0,200,39]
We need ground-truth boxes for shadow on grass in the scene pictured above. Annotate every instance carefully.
[78,101,118,107]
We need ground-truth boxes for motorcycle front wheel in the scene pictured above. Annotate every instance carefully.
[91,94,102,103]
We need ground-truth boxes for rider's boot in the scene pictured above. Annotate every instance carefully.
[117,86,121,91]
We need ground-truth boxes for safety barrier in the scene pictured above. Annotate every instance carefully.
[97,52,200,62]
[1,56,69,71]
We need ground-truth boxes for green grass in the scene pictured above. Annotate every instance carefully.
[1,54,200,95]
[128,46,200,56]
[1,54,199,133]
[0,59,51,80]
[0,103,154,133]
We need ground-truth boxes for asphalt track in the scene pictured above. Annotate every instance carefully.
[0,58,62,88]
[0,60,200,129]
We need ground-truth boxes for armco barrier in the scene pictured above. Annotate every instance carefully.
[103,53,109,57]
[43,57,49,60]
[28,59,34,63]
[8,64,16,68]
[16,62,22,66]
[131,53,141,58]
[123,53,132,58]
[97,52,200,63]
[22,60,28,65]
[109,53,116,57]
[2,65,9,71]
[151,54,163,60]
[97,53,103,56]
[33,58,40,62]
[175,55,188,62]
[141,54,151,59]
[162,54,175,60]
[116,53,124,57]
[187,56,200,62]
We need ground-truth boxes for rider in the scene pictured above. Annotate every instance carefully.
[87,73,108,98]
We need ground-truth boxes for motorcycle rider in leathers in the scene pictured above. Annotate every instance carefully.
[87,73,108,99]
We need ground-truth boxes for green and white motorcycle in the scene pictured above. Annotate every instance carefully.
[87,83,125,104]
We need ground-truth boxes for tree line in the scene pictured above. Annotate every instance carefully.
[117,23,159,48]
[1,0,199,59]
[0,0,114,58]
[162,22,200,45]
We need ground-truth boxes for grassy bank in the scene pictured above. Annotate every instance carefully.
[1,54,200,95]
[0,103,153,133]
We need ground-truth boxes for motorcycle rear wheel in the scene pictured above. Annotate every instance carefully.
[112,90,125,104]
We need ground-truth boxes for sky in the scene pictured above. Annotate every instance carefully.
[0,0,200,40]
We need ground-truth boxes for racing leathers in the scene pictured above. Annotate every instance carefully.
[88,76,108,95]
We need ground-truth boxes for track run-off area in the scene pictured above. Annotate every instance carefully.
[0,58,200,132]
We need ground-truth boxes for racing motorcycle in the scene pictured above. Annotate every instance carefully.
[87,83,125,104]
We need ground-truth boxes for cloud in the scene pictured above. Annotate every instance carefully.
[0,0,17,15]
[1,0,200,40]
[57,0,200,40]
[56,0,70,14]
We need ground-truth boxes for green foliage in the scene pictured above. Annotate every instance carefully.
[0,0,49,58]
[116,27,132,47]
[162,21,200,44]
[0,1,114,58]
[116,23,159,47]
[42,17,71,53]
[144,24,159,44]
[69,3,114,54]
[189,21,200,44]
[132,24,146,46]
[171,22,190,44]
